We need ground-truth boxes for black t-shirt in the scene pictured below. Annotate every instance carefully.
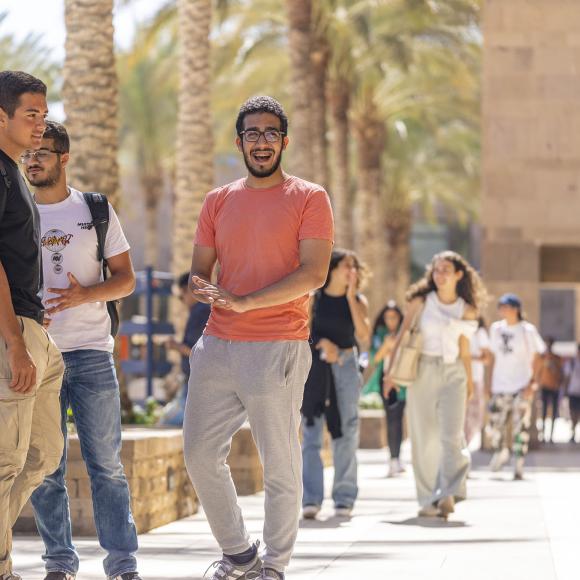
[311,291,357,349]
[0,148,44,320]
[181,302,211,376]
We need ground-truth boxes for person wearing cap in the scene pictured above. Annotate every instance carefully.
[486,294,545,480]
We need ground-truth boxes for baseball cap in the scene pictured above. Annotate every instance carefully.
[498,293,522,308]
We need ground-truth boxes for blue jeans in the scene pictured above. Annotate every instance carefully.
[302,353,361,508]
[30,350,138,577]
[157,381,188,427]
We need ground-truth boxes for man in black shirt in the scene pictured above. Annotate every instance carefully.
[0,71,65,580]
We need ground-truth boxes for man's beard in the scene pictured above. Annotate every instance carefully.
[242,148,283,178]
[27,165,61,188]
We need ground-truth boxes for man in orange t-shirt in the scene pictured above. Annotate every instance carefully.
[182,96,333,580]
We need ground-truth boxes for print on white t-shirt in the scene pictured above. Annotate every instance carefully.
[490,320,546,395]
[38,188,130,353]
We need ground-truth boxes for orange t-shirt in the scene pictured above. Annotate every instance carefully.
[194,175,334,341]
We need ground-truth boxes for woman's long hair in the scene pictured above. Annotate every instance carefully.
[372,300,403,337]
[406,251,488,311]
[323,248,370,290]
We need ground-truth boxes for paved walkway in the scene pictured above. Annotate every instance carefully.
[13,424,580,580]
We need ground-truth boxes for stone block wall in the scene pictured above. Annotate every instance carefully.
[15,429,197,536]
[359,409,388,449]
[482,0,580,322]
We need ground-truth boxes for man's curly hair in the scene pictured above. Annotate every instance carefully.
[236,96,288,136]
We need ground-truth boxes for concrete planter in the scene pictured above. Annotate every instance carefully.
[359,409,387,449]
[15,428,197,536]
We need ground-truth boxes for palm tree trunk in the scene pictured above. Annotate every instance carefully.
[310,34,330,191]
[173,0,214,280]
[142,170,164,268]
[353,101,387,315]
[63,0,119,206]
[63,0,129,416]
[384,191,412,304]
[328,76,353,248]
[286,0,314,181]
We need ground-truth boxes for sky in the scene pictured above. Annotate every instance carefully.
[2,0,168,62]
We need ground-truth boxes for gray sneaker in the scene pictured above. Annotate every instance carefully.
[204,550,262,579]
[247,569,284,580]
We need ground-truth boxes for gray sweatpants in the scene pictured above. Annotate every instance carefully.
[183,335,311,572]
[407,355,471,507]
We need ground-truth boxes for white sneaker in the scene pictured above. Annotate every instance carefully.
[395,458,406,473]
[334,505,353,517]
[302,504,321,519]
[386,458,398,478]
[490,447,510,472]
[514,457,525,480]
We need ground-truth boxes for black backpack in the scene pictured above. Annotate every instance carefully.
[82,192,120,337]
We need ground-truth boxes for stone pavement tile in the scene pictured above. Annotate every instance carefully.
[12,444,578,580]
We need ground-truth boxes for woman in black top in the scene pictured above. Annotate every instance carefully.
[301,249,370,519]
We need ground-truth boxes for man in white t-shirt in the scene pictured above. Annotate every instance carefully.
[487,294,545,479]
[21,121,141,580]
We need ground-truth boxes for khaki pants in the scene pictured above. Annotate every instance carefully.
[0,316,64,575]
[407,356,471,507]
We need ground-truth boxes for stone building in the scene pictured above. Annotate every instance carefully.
[482,0,580,341]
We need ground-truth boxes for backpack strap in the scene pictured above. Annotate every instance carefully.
[82,192,110,277]
[82,192,120,337]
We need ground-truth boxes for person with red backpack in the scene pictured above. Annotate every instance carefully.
[537,337,564,443]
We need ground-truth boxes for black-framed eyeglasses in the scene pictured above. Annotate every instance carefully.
[239,129,285,143]
[20,149,62,164]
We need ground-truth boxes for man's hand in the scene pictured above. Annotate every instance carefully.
[45,273,89,315]
[8,341,36,393]
[191,276,250,313]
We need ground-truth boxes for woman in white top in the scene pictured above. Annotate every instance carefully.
[385,251,486,519]
[465,318,491,445]
[487,294,545,480]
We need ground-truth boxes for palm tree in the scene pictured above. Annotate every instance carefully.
[0,12,59,97]
[63,0,120,206]
[118,6,178,267]
[285,0,314,181]
[310,3,331,191]
[344,0,482,307]
[352,84,388,311]
[172,0,214,280]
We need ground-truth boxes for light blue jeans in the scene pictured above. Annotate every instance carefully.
[302,352,362,508]
[30,350,138,578]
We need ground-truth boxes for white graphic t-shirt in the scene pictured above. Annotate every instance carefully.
[489,320,546,395]
[38,188,130,353]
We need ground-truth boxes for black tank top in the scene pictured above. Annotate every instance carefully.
[311,291,356,349]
